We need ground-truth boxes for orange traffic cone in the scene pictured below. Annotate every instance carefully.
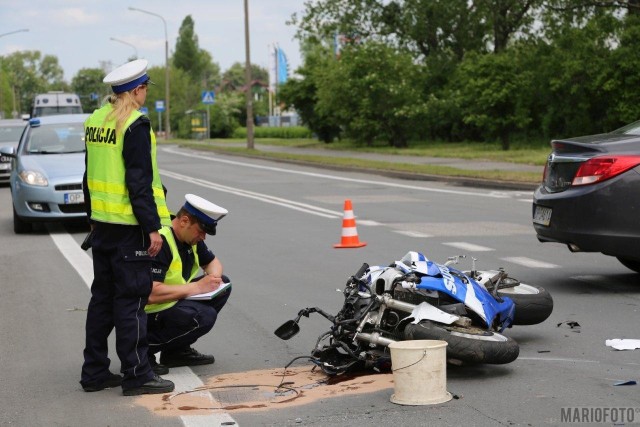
[334,199,367,248]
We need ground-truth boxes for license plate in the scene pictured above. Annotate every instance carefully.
[533,205,552,226]
[0,156,10,162]
[64,192,84,204]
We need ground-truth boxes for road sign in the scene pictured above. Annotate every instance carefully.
[155,100,165,112]
[139,106,149,115]
[202,91,215,105]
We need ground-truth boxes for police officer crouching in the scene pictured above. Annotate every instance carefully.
[146,194,231,375]
[80,59,174,396]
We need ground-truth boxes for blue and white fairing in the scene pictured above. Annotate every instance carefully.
[395,252,515,331]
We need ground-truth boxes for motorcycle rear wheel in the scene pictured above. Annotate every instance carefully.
[496,281,553,325]
[404,321,519,365]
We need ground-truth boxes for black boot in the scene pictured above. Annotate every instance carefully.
[82,372,123,392]
[160,347,215,368]
[122,375,175,396]
[149,354,169,375]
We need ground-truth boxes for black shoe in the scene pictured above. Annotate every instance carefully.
[82,372,123,392]
[148,354,169,375]
[151,362,169,375]
[160,347,215,368]
[122,374,175,396]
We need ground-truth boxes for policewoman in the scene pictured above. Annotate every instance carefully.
[80,59,174,396]
[146,194,231,375]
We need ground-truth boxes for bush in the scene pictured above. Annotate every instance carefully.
[232,126,313,139]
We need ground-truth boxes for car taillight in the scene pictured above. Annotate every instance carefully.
[572,156,640,186]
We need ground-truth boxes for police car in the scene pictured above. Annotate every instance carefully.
[1,114,89,233]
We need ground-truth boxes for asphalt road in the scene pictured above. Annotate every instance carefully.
[1,145,638,426]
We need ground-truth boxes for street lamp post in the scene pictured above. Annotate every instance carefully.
[0,29,29,119]
[243,0,254,149]
[128,7,170,140]
[109,37,138,60]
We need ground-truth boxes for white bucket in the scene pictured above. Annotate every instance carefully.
[388,340,452,405]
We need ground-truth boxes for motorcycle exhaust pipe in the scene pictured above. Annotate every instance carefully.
[355,331,397,347]
[381,295,418,314]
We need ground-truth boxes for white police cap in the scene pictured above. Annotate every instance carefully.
[103,59,151,94]
[183,194,228,235]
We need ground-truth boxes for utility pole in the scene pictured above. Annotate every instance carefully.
[243,0,254,149]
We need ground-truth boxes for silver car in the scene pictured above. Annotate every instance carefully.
[0,119,28,183]
[1,114,89,233]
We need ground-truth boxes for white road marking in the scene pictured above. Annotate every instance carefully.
[443,242,494,252]
[47,225,236,427]
[394,230,433,238]
[162,170,343,219]
[356,219,382,226]
[501,257,559,269]
[48,229,94,285]
[161,146,525,199]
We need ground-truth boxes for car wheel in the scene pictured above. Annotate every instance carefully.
[13,206,32,234]
[617,257,640,273]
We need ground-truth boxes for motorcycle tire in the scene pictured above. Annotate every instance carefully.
[496,283,553,326]
[404,321,519,365]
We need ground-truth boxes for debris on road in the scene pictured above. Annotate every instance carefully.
[605,339,640,350]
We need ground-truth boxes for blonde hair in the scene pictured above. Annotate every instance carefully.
[102,91,141,136]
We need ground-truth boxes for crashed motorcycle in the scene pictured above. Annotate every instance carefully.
[275,251,553,375]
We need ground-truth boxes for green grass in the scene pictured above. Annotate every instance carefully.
[172,138,543,184]
[173,138,551,165]
[303,140,551,166]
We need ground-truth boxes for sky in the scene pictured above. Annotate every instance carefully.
[0,0,305,83]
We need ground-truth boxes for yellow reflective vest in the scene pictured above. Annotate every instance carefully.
[85,104,171,226]
[145,226,200,314]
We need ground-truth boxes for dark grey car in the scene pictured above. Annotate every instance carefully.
[533,121,640,273]
[0,119,28,183]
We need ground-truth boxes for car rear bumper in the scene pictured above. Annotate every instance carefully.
[533,171,640,260]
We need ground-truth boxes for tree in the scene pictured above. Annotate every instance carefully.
[476,0,542,53]
[316,41,426,147]
[173,16,204,80]
[71,68,106,113]
[603,17,640,125]
[220,62,268,91]
[209,92,244,137]
[293,0,381,43]
[173,15,221,88]
[279,41,342,142]
[378,0,487,60]
[0,51,67,116]
[453,51,533,150]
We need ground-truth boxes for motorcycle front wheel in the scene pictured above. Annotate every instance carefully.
[496,281,553,326]
[404,321,519,365]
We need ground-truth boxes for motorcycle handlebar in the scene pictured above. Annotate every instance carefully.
[354,262,369,279]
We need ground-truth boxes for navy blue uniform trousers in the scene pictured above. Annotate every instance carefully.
[80,223,155,389]
[147,275,231,356]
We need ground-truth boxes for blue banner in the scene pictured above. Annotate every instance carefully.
[276,47,288,84]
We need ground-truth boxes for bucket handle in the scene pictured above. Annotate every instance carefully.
[392,350,427,372]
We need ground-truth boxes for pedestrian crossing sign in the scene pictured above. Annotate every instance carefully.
[202,91,215,105]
